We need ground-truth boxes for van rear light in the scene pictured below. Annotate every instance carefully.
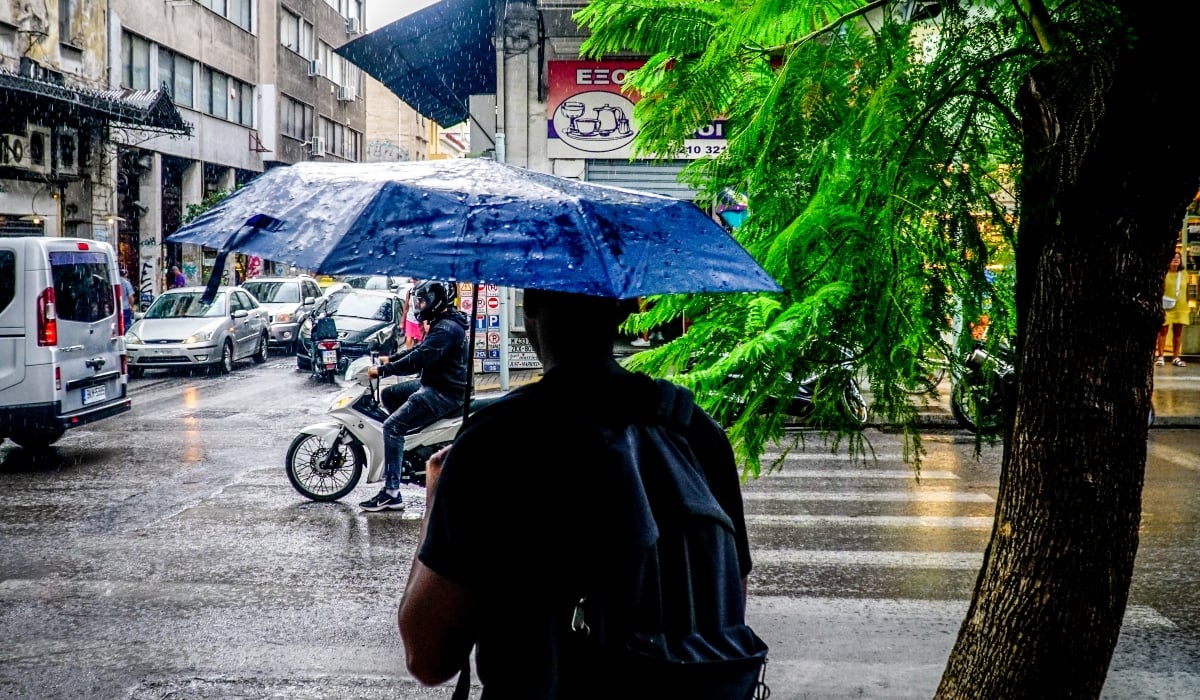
[121,354,128,375]
[114,283,124,335]
[76,242,89,250]
[55,366,61,391]
[37,287,57,346]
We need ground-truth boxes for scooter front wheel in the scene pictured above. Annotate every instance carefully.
[286,432,366,501]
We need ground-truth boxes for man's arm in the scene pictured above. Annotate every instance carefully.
[385,319,459,377]
[398,447,479,686]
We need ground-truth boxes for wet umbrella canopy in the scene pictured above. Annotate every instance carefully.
[167,159,780,299]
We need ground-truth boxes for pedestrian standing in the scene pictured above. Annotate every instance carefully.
[168,265,187,289]
[397,289,759,697]
[1156,250,1190,367]
[403,278,424,349]
[119,266,135,331]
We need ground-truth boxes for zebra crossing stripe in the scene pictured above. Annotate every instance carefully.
[741,491,993,502]
[752,550,983,569]
[745,514,993,528]
[752,470,959,479]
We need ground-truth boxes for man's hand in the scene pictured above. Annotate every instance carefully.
[425,445,452,500]
[379,356,391,365]
[367,366,380,379]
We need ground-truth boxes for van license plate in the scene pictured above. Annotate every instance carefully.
[82,385,107,405]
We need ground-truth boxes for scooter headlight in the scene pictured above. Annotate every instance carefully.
[332,394,356,411]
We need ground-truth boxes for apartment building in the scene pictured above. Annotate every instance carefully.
[0,1,367,301]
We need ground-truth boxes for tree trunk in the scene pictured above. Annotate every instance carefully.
[936,5,1200,698]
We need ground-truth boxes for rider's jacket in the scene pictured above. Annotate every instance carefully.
[378,309,469,398]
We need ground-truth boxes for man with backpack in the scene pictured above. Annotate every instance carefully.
[397,289,767,698]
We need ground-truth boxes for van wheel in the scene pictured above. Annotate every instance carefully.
[252,332,268,364]
[211,340,234,375]
[11,429,64,449]
[129,367,144,379]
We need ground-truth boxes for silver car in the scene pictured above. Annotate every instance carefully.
[125,286,270,377]
[241,275,322,353]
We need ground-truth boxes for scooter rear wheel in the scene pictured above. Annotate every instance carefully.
[286,432,366,501]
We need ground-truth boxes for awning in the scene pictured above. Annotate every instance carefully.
[335,0,496,128]
[0,70,191,135]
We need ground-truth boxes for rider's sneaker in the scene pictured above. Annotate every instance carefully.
[359,489,405,512]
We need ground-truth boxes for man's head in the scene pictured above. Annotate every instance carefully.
[413,280,457,322]
[523,289,622,367]
[170,265,181,273]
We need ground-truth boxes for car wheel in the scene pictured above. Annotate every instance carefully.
[128,366,144,379]
[252,332,268,364]
[212,340,234,375]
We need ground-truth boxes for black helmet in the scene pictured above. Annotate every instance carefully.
[413,280,457,322]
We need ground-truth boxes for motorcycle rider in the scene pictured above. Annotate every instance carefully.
[359,280,469,512]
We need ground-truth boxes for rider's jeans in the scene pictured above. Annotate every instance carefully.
[381,379,462,492]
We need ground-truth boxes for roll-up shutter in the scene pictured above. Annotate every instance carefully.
[584,159,697,200]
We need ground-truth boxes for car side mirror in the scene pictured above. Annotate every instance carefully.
[303,296,316,306]
[231,309,249,319]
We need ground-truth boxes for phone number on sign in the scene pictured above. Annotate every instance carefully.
[678,144,727,156]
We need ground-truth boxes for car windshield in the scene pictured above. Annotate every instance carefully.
[243,281,300,303]
[326,292,393,321]
[145,292,228,319]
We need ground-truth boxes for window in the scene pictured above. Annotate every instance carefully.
[211,70,228,120]
[281,95,313,141]
[174,53,194,107]
[239,83,253,126]
[199,0,251,32]
[280,10,300,53]
[158,47,174,95]
[122,32,151,91]
[0,251,14,315]
[198,67,211,113]
[281,10,315,59]
[49,251,116,323]
[59,0,76,44]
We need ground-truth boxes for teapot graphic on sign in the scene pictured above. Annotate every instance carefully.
[561,102,631,138]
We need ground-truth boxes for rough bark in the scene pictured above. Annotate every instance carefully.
[935,4,1200,698]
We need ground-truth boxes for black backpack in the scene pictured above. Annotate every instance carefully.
[563,382,770,699]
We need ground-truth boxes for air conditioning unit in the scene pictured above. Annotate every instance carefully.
[309,136,326,158]
[336,85,357,102]
[307,59,322,77]
[346,17,361,34]
[24,125,51,175]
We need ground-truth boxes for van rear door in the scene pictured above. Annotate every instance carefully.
[45,241,125,415]
[0,240,24,393]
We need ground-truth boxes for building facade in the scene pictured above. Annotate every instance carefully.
[0,1,367,303]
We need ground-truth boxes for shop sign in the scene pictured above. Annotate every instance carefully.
[509,335,542,369]
[548,60,727,160]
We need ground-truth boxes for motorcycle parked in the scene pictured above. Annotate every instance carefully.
[285,353,503,501]
[309,311,340,382]
[949,342,1013,433]
[950,342,1156,432]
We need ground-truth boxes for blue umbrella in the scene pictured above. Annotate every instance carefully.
[167,159,780,300]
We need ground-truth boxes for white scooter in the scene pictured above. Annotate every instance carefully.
[285,353,504,502]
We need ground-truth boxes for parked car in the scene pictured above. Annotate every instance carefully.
[0,237,131,449]
[343,275,404,292]
[125,286,270,377]
[242,275,322,353]
[295,288,404,370]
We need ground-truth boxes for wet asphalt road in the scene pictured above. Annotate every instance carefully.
[1,355,1198,698]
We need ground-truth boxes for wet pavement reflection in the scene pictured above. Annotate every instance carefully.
[0,358,1196,697]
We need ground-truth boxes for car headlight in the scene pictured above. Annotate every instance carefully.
[124,331,141,344]
[275,312,294,323]
[185,330,216,345]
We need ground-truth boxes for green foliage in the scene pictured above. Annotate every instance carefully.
[580,1,1032,473]
[182,188,240,225]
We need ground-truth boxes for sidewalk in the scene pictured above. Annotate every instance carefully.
[471,341,1200,428]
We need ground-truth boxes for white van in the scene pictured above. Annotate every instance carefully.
[0,237,131,448]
